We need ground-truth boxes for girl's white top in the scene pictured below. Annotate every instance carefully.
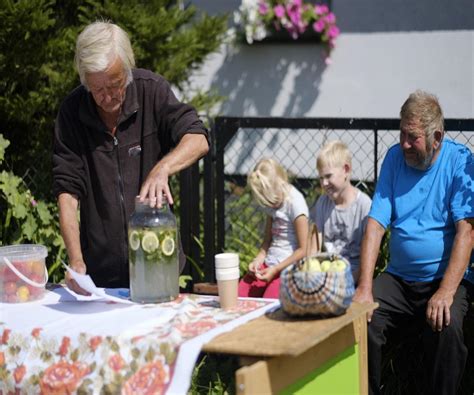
[263,185,309,266]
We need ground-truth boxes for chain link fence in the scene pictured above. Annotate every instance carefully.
[200,117,474,280]
[14,118,474,284]
[11,150,53,201]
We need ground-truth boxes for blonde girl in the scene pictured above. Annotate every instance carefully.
[238,158,309,299]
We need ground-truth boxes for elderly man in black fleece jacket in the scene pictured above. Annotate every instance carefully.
[53,21,209,293]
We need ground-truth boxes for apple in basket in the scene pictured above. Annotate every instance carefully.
[320,260,332,272]
[332,259,347,272]
[302,257,321,272]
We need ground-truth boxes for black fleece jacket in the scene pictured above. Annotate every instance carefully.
[53,69,208,287]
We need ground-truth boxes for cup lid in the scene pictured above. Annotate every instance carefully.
[215,253,239,268]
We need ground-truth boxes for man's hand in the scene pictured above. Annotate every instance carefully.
[426,288,454,331]
[353,285,375,322]
[138,134,209,208]
[65,260,91,296]
[255,266,279,282]
[139,163,172,208]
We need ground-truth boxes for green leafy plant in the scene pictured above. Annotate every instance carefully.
[0,0,229,200]
[0,0,229,282]
[224,185,264,274]
[190,354,238,395]
[0,134,65,282]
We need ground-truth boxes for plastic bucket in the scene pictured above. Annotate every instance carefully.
[0,244,48,303]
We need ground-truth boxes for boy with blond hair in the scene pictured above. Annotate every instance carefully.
[310,140,371,282]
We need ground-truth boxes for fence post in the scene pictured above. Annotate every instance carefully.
[204,122,216,282]
[179,162,200,289]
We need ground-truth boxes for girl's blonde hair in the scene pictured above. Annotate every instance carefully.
[316,140,352,172]
[247,158,291,208]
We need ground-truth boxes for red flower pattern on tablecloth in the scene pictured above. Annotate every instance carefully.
[0,295,273,394]
[121,361,168,395]
[174,319,217,338]
[89,336,102,352]
[235,300,263,312]
[13,365,26,384]
[39,361,90,394]
[58,336,71,357]
[108,353,125,372]
[2,328,11,344]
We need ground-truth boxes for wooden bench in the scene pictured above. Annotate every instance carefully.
[203,302,377,394]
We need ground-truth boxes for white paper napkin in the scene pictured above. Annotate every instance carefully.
[62,262,133,304]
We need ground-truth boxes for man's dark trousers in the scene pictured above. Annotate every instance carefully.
[368,272,472,395]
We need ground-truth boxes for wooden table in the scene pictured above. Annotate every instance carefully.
[203,302,378,394]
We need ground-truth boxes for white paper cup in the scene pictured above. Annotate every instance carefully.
[215,267,240,281]
[215,253,239,309]
[215,253,239,269]
[217,277,239,309]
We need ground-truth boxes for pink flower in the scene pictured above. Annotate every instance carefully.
[314,5,325,15]
[287,5,301,26]
[258,1,269,15]
[325,56,333,65]
[31,199,37,207]
[273,4,285,19]
[328,25,340,39]
[319,4,329,14]
[325,12,336,24]
[312,19,325,33]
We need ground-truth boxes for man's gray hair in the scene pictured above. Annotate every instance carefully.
[75,21,135,89]
[400,90,445,143]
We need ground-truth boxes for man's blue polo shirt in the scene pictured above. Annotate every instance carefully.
[369,139,474,282]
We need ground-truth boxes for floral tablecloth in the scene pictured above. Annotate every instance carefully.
[0,286,278,394]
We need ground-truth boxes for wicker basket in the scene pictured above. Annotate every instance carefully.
[279,223,355,317]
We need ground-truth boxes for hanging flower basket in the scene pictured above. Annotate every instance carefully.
[235,0,340,53]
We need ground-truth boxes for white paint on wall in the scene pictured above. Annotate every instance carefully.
[185,0,473,180]
[190,30,473,118]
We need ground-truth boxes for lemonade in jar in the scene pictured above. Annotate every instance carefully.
[128,196,179,303]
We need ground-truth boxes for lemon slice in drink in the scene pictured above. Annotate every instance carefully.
[129,230,141,251]
[161,235,175,256]
[141,231,159,253]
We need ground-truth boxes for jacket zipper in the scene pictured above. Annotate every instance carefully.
[113,135,129,280]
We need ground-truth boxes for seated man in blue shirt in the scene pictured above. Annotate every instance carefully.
[353,90,474,395]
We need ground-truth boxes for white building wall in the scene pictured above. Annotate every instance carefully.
[190,0,474,118]
[187,0,473,179]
